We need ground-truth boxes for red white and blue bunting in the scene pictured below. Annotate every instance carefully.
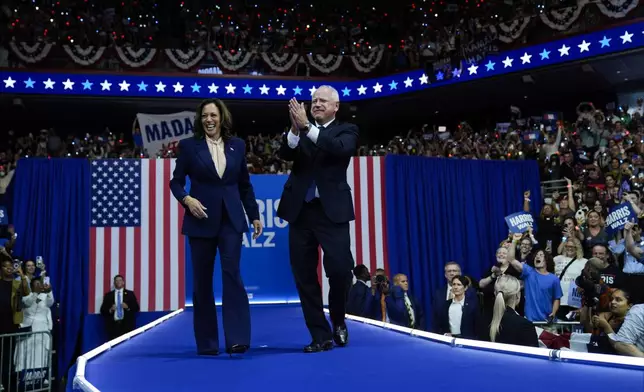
[114,47,157,68]
[164,48,206,71]
[212,50,255,72]
[62,45,106,66]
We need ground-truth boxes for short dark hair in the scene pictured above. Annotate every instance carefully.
[192,99,234,141]
[353,264,368,278]
[113,274,124,281]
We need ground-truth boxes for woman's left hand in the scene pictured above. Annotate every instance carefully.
[252,220,263,239]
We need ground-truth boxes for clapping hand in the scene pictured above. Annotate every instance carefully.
[289,98,308,129]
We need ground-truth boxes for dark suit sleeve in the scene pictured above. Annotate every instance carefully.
[278,132,298,162]
[237,140,260,222]
[100,292,112,318]
[315,123,359,158]
[169,139,189,205]
[126,290,140,313]
[385,287,406,324]
[518,320,540,347]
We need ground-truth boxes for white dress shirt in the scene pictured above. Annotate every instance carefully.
[449,297,464,335]
[206,136,226,178]
[286,118,335,199]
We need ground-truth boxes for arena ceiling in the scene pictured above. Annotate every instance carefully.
[3,49,644,144]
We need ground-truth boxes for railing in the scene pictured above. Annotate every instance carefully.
[0,331,53,392]
[541,179,568,200]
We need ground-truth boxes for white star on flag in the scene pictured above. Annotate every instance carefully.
[3,77,16,88]
[100,80,112,91]
[373,83,382,93]
[578,40,590,52]
[119,80,130,91]
[404,77,413,87]
[155,82,166,92]
[520,52,532,64]
[357,85,367,95]
[259,84,270,94]
[44,78,56,89]
[502,56,513,68]
[419,74,428,84]
[309,86,317,96]
[208,83,218,94]
[558,45,570,56]
[63,78,75,90]
[621,31,633,43]
[276,85,286,95]
[467,64,478,75]
[173,82,184,93]
[225,83,236,94]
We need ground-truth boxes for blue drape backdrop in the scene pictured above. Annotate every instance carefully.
[11,159,90,380]
[385,155,542,329]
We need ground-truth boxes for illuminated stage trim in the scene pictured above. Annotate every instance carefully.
[2,21,643,102]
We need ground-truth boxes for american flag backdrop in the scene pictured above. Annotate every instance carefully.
[88,159,185,314]
[319,156,389,304]
[88,157,387,312]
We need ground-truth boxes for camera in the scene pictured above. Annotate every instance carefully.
[374,275,388,285]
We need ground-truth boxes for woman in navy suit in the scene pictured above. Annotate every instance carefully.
[435,276,479,339]
[169,98,262,356]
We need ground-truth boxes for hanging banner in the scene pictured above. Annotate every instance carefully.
[135,111,195,157]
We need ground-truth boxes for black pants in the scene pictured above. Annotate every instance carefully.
[289,200,354,342]
[188,207,249,352]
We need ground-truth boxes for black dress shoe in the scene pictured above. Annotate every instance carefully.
[303,340,333,353]
[226,344,249,355]
[198,349,220,356]
[333,325,348,347]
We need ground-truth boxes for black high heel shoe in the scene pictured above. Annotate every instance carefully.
[226,344,249,356]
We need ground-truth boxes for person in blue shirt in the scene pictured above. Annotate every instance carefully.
[507,233,563,322]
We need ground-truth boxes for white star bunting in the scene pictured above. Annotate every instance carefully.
[468,64,478,75]
[520,52,532,64]
[3,77,16,88]
[502,57,513,68]
[578,40,590,52]
[63,78,74,90]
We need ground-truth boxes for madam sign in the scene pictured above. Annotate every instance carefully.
[136,111,195,157]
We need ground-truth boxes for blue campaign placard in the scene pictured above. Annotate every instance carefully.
[183,174,299,305]
[505,212,534,234]
[605,202,636,235]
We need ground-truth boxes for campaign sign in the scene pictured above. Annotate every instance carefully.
[183,175,300,304]
[605,202,636,235]
[505,212,534,233]
[136,111,195,157]
[0,206,7,225]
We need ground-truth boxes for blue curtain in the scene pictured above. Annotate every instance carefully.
[385,155,542,329]
[12,158,90,379]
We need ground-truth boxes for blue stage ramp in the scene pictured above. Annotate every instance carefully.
[73,305,644,392]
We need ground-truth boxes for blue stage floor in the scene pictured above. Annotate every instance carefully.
[85,305,643,392]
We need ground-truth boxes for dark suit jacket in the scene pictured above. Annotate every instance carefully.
[431,285,477,331]
[435,296,479,339]
[385,286,425,330]
[491,307,539,347]
[276,120,359,224]
[100,289,140,330]
[169,137,260,237]
[346,281,376,318]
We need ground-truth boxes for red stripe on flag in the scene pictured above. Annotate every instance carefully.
[366,157,377,274]
[103,230,112,294]
[163,160,172,310]
[119,228,126,281]
[353,157,363,265]
[88,228,97,314]
[178,205,186,308]
[133,226,141,304]
[380,158,390,274]
[148,163,157,311]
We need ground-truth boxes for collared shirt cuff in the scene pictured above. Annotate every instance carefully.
[287,130,300,149]
[307,124,320,144]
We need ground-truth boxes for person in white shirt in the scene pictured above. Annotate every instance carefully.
[553,237,587,319]
[14,278,54,372]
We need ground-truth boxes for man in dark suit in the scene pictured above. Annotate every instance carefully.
[346,264,376,318]
[100,275,140,340]
[277,85,359,353]
[386,274,425,330]
[169,98,262,356]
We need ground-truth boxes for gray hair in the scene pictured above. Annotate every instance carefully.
[314,85,340,102]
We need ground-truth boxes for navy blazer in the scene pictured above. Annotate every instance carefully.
[276,120,359,224]
[435,296,479,339]
[346,281,377,318]
[431,285,477,331]
[385,286,425,330]
[169,137,260,237]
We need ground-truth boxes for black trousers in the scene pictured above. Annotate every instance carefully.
[289,200,354,342]
[188,207,249,352]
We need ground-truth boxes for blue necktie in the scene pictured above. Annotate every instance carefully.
[116,291,123,319]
